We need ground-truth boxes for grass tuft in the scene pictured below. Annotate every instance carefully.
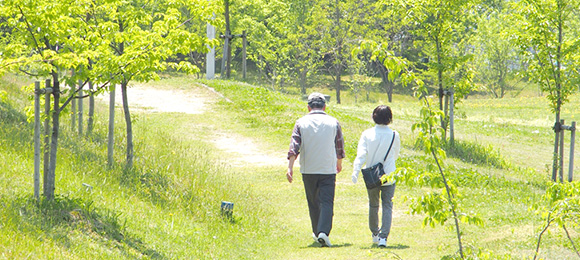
[443,139,512,169]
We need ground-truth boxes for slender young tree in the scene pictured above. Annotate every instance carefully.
[402,0,476,139]
[88,0,216,168]
[0,0,95,199]
[512,0,580,180]
[472,3,522,99]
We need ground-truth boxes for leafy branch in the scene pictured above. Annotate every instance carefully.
[531,181,580,259]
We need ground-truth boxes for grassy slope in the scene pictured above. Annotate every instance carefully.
[1,74,579,259]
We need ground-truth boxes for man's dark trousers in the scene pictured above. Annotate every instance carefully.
[302,174,336,236]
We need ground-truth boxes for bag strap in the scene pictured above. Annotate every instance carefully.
[382,131,396,162]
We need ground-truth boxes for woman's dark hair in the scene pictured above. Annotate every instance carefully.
[372,105,392,125]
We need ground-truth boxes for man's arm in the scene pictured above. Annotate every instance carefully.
[287,122,301,183]
[336,158,342,174]
[287,155,296,183]
[335,122,346,159]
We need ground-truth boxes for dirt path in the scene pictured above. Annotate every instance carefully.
[101,83,282,167]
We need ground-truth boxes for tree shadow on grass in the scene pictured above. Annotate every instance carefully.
[3,195,166,259]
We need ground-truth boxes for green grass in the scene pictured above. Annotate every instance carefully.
[1,73,579,259]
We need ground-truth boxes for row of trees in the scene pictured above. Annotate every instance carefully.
[222,0,578,101]
[0,0,219,199]
[221,0,579,166]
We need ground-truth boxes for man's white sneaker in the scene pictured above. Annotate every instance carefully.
[317,233,332,247]
[372,234,379,244]
[312,233,318,243]
[378,237,387,247]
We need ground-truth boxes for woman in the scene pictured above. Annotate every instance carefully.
[352,105,401,247]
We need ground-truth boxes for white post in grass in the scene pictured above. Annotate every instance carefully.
[34,81,41,200]
[569,122,575,182]
[449,90,455,144]
[108,85,116,167]
[206,16,216,80]
[78,79,83,135]
[559,119,565,182]
[43,80,51,193]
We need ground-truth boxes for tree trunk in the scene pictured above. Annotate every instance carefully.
[435,36,447,133]
[45,72,61,200]
[335,71,341,104]
[385,80,393,103]
[334,0,341,104]
[377,61,393,103]
[121,81,133,169]
[552,12,564,181]
[300,69,307,95]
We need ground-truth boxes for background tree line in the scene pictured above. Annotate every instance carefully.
[210,0,578,104]
[1,0,579,199]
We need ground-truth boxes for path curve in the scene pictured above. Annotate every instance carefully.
[100,83,282,167]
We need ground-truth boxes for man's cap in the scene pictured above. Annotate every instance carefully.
[307,92,326,105]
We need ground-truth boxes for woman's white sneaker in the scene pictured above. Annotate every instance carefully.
[372,234,379,244]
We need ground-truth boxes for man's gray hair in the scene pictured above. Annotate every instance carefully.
[307,92,326,109]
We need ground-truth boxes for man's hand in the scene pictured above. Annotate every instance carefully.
[336,158,343,173]
[286,168,293,183]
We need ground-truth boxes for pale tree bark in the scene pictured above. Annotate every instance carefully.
[121,81,134,169]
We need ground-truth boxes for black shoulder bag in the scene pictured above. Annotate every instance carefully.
[361,131,396,189]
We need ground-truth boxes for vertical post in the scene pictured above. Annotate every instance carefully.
[43,80,51,194]
[224,0,231,79]
[449,90,455,144]
[206,18,216,80]
[71,92,76,131]
[78,79,83,135]
[87,81,95,135]
[569,121,576,182]
[443,92,449,135]
[33,81,41,200]
[552,126,560,182]
[559,119,565,182]
[242,30,247,80]
[71,70,76,131]
[108,85,116,167]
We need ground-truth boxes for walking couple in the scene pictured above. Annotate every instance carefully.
[286,92,401,248]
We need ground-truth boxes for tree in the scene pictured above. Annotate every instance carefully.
[0,0,215,199]
[319,0,346,104]
[0,0,95,199]
[471,1,522,98]
[88,0,215,168]
[402,0,476,140]
[227,0,289,87]
[363,0,421,103]
[512,0,580,180]
[285,0,325,95]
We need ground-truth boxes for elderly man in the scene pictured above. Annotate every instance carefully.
[287,92,345,247]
